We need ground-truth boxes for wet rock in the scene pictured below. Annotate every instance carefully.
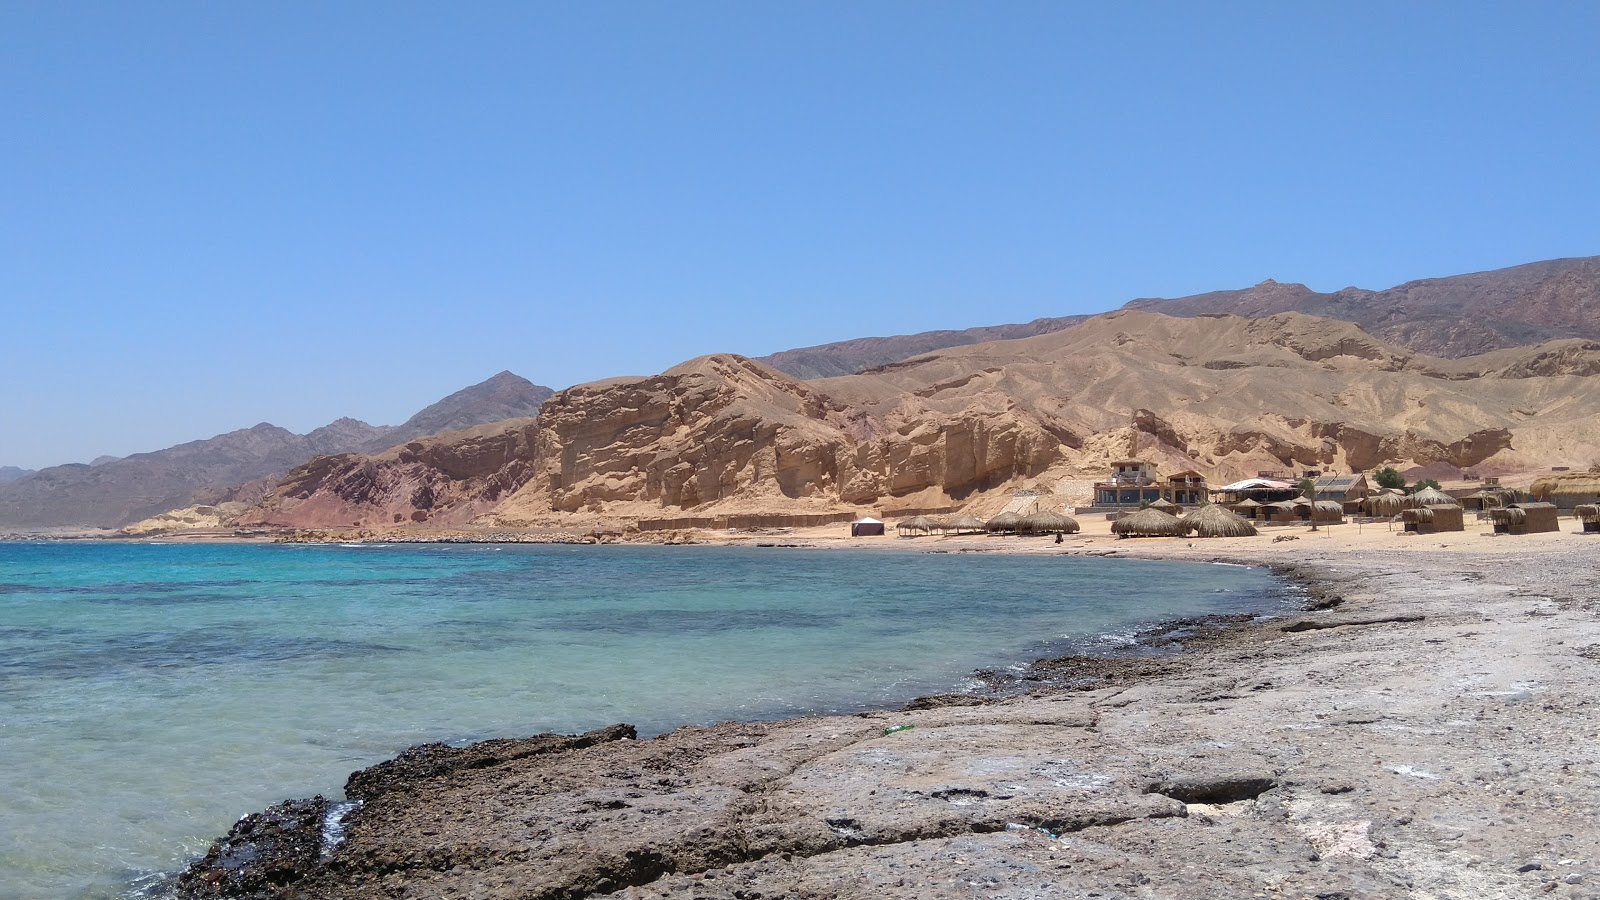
[345,723,636,801]
[175,796,329,899]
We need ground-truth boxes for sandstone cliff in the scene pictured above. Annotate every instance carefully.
[243,311,1600,530]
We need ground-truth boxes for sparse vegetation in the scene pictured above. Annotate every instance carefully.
[1374,467,1406,490]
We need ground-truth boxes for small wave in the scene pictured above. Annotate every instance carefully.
[1097,631,1138,647]
[321,800,362,858]
[1210,561,1251,568]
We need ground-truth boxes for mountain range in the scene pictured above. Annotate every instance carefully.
[757,255,1600,377]
[243,310,1600,531]
[0,372,552,529]
[5,254,1598,531]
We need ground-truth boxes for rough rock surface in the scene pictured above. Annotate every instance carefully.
[180,542,1600,899]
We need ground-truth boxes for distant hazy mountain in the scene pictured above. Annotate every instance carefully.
[760,256,1600,377]
[381,371,553,445]
[1120,255,1600,358]
[0,372,554,529]
[758,316,1088,379]
[0,467,34,483]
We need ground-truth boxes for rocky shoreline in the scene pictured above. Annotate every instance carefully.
[170,538,1600,899]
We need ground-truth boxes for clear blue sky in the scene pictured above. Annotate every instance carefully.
[3,2,1597,469]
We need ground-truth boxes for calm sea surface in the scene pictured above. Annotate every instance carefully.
[0,542,1294,898]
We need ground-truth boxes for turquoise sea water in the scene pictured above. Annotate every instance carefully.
[0,542,1293,899]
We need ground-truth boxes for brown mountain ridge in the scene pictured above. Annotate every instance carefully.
[242,310,1600,531]
[0,372,553,529]
[759,255,1600,377]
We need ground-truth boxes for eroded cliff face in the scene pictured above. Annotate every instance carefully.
[238,313,1600,529]
[240,421,541,528]
[506,356,855,517]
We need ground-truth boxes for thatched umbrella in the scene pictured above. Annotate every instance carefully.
[1148,498,1179,511]
[1112,508,1186,537]
[898,515,934,534]
[926,518,952,534]
[1407,486,1459,508]
[986,511,1023,533]
[947,515,987,534]
[1021,510,1080,534]
[1182,504,1258,538]
[1310,500,1345,524]
[1364,492,1405,516]
[1463,489,1502,510]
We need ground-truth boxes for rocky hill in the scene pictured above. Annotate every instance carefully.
[240,311,1600,531]
[379,371,552,446]
[0,372,554,529]
[759,256,1600,377]
[0,466,33,483]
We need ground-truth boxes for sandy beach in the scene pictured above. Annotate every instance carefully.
[170,514,1600,899]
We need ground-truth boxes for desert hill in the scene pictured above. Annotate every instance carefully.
[758,315,1088,379]
[0,372,555,529]
[0,466,33,483]
[380,371,552,445]
[759,255,1600,377]
[1121,256,1600,358]
[240,311,1600,531]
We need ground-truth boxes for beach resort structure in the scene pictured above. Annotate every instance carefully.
[1402,505,1465,534]
[1212,477,1301,507]
[1530,471,1600,510]
[1490,502,1561,535]
[1091,462,1208,508]
[1311,473,1371,512]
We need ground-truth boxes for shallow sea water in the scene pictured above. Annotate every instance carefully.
[0,542,1294,898]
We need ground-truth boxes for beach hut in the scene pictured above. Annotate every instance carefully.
[947,515,988,534]
[1530,472,1600,510]
[1265,500,1301,524]
[1364,490,1406,517]
[1577,504,1600,534]
[1461,489,1511,511]
[1020,510,1080,535]
[1311,500,1346,525]
[925,518,953,535]
[850,517,886,537]
[1490,503,1560,535]
[1231,497,1262,519]
[1182,504,1258,538]
[1111,508,1186,538]
[1407,486,1460,509]
[985,511,1023,534]
[1402,505,1464,534]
